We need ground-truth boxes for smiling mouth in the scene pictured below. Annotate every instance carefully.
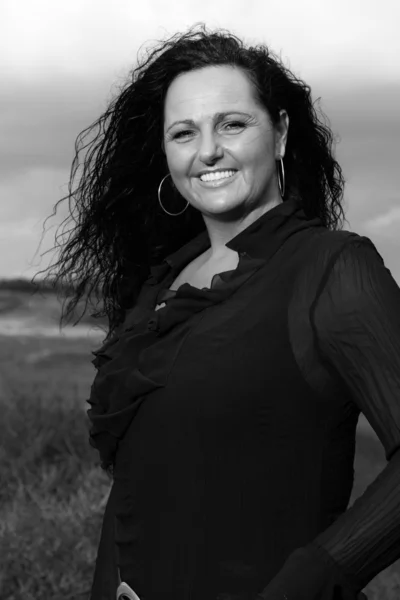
[199,170,237,182]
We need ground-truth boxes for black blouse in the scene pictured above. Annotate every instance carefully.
[88,197,400,600]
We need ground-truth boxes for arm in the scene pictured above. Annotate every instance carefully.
[257,237,400,599]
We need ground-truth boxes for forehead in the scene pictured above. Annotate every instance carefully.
[164,66,260,123]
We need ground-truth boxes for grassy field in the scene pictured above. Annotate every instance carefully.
[0,291,399,598]
[0,333,110,600]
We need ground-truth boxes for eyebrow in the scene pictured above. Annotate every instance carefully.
[165,111,252,134]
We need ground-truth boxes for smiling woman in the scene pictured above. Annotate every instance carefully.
[37,24,345,339]
[37,23,400,600]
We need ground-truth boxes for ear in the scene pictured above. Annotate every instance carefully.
[275,109,289,159]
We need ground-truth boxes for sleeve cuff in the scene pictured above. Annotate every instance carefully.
[255,542,367,600]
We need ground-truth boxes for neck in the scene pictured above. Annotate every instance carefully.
[201,198,283,261]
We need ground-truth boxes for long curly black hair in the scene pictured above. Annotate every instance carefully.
[36,24,347,341]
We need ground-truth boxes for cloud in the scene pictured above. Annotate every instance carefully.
[1,0,399,83]
[362,206,400,242]
[0,166,70,218]
[0,76,111,178]
[0,166,70,278]
[0,218,52,279]
[0,217,42,239]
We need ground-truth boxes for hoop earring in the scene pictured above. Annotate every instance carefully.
[158,174,189,216]
[276,156,285,198]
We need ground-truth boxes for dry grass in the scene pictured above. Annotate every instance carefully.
[0,334,111,600]
[0,332,399,599]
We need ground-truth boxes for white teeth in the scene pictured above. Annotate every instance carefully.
[199,170,236,182]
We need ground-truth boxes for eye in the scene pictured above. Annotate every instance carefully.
[223,121,246,131]
[173,129,195,140]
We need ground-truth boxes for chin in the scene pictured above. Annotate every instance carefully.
[197,193,245,207]
[200,201,249,219]
[199,200,243,212]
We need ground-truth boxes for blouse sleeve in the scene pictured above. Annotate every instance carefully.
[257,236,400,599]
[311,237,400,462]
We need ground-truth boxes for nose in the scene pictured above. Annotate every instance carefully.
[198,130,223,164]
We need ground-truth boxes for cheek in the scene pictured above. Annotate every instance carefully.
[240,140,276,189]
[233,131,274,168]
[165,146,191,177]
[165,149,193,198]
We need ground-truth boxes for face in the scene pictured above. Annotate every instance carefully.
[163,65,288,219]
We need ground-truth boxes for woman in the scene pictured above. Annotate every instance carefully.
[45,26,400,600]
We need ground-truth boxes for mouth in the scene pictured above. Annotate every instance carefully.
[196,169,238,188]
[198,169,237,182]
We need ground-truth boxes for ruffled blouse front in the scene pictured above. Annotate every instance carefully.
[88,249,265,472]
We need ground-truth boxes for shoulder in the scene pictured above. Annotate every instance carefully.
[291,228,389,318]
[310,228,398,323]
[306,228,375,254]
[302,228,384,278]
[316,230,385,277]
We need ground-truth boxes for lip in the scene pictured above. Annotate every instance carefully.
[197,168,237,177]
[195,171,238,188]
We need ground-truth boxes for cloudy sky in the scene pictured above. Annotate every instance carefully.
[1,0,399,282]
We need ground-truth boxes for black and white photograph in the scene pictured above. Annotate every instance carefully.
[0,1,399,599]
